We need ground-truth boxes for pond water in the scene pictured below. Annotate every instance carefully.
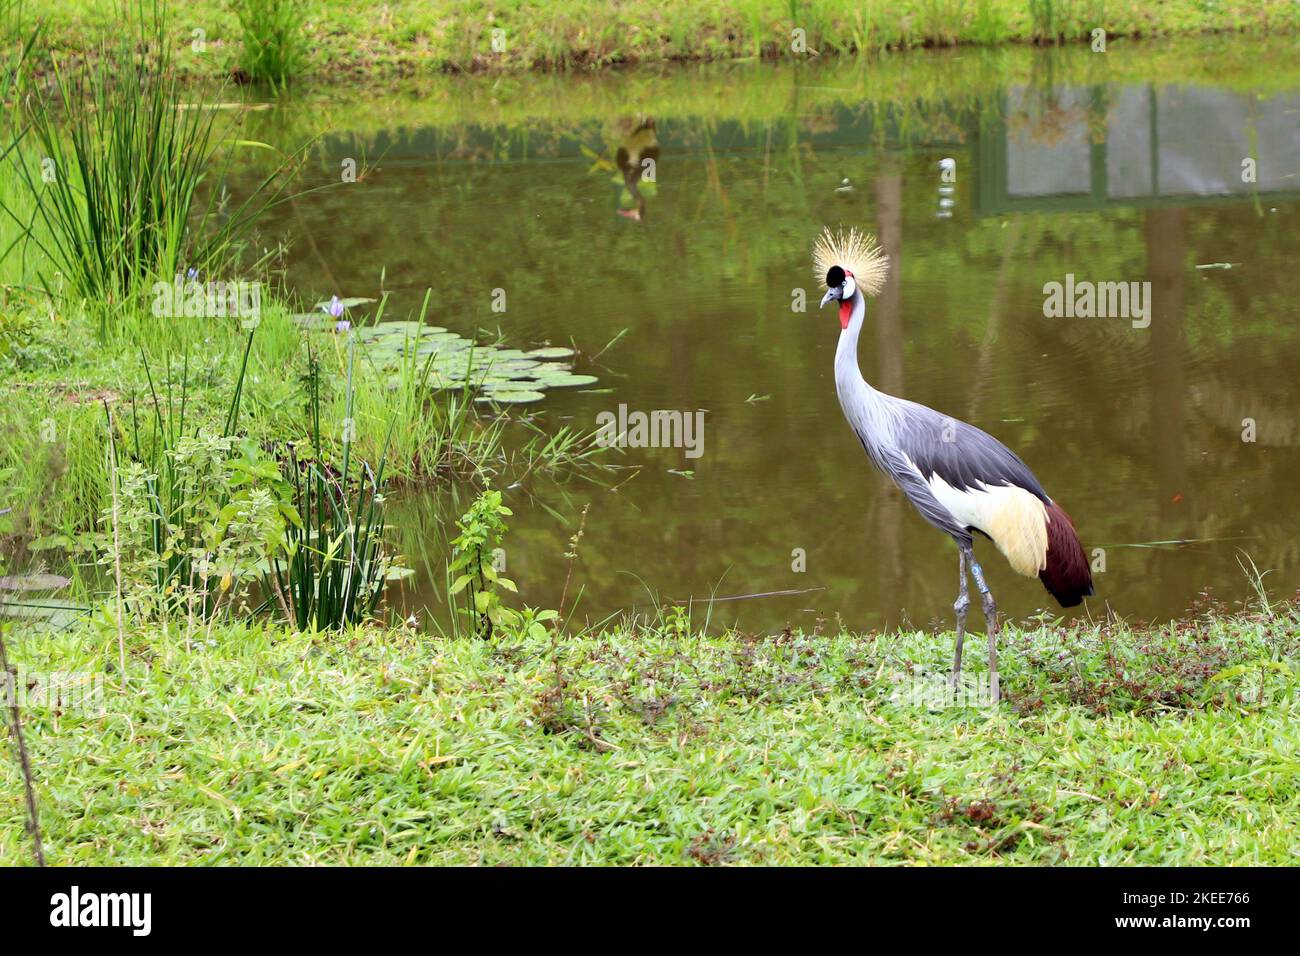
[255,38,1300,633]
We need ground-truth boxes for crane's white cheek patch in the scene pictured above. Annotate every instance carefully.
[926,477,1049,577]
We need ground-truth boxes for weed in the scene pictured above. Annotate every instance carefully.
[447,489,517,639]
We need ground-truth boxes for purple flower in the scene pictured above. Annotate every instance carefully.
[335,319,351,333]
[321,295,345,319]
[185,267,199,281]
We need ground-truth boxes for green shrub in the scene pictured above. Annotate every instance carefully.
[2,12,300,336]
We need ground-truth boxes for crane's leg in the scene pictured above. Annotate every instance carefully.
[950,544,971,694]
[968,556,999,704]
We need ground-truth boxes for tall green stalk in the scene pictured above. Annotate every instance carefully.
[1,6,302,336]
[269,343,399,631]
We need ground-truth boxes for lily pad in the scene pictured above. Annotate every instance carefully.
[474,389,547,405]
[0,597,87,629]
[319,320,597,404]
[358,320,439,338]
[535,373,599,388]
[291,313,339,331]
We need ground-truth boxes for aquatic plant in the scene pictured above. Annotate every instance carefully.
[264,344,405,631]
[351,321,596,404]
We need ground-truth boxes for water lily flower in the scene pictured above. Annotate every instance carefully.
[321,295,345,319]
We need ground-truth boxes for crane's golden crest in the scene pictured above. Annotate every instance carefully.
[812,227,889,297]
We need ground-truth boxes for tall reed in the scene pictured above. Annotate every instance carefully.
[2,9,300,335]
[267,343,399,630]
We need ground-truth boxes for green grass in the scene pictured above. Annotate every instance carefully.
[2,606,1296,864]
[28,0,1300,79]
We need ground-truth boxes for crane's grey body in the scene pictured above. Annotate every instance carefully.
[827,281,1025,702]
[834,301,1053,538]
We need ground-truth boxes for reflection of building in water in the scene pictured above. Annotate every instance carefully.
[977,85,1300,213]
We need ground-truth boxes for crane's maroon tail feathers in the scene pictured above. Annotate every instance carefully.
[1039,503,1093,608]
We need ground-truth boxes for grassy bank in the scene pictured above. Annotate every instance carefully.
[2,606,1296,865]
[35,0,1300,79]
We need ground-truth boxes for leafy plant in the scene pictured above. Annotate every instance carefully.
[101,332,298,626]
[447,489,518,639]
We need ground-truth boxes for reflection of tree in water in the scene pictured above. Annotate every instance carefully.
[585,116,659,222]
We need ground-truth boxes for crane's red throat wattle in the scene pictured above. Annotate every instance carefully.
[839,300,853,329]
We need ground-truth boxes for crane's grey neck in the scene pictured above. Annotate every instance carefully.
[834,289,894,446]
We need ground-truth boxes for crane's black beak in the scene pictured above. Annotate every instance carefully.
[819,287,840,308]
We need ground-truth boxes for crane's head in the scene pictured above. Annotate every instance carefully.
[819,265,856,304]
[811,227,889,329]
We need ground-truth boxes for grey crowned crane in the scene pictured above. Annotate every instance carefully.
[813,227,1093,703]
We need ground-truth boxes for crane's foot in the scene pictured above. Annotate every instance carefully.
[969,556,1000,706]
[980,586,1000,705]
[950,553,971,696]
